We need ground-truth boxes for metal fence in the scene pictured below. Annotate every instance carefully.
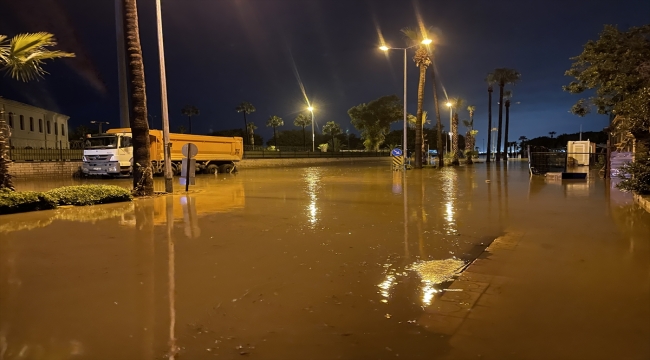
[9,147,84,161]
[243,150,390,159]
[529,152,606,175]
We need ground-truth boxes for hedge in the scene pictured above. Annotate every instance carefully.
[0,185,133,215]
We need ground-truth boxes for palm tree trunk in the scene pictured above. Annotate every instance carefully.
[124,0,153,196]
[431,64,443,167]
[465,131,473,165]
[415,66,426,169]
[504,101,510,161]
[496,83,504,162]
[487,86,493,163]
[451,113,459,165]
[273,127,277,148]
[0,107,14,191]
[242,112,248,145]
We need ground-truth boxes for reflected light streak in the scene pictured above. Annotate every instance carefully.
[421,281,438,306]
[441,171,458,235]
[303,168,322,228]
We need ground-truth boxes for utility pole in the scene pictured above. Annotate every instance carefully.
[155,0,173,193]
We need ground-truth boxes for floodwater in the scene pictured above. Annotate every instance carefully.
[1,161,649,359]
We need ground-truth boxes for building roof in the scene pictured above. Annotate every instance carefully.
[0,97,69,120]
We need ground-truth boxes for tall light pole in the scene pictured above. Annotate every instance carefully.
[308,106,315,151]
[90,121,109,134]
[445,102,452,154]
[380,38,431,157]
[155,0,173,193]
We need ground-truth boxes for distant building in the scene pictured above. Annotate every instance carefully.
[0,97,70,149]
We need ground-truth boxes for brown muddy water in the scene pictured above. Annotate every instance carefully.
[1,161,648,359]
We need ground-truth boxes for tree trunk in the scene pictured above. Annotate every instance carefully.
[273,127,277,148]
[504,100,510,161]
[451,113,460,165]
[242,112,248,145]
[124,0,153,196]
[465,131,473,165]
[0,107,14,191]
[496,82,504,162]
[249,132,254,146]
[487,86,493,163]
[432,63,444,167]
[415,65,427,169]
[302,126,306,150]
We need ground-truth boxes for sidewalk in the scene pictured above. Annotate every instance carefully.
[421,222,650,360]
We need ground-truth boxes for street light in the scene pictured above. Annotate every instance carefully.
[90,121,109,134]
[308,106,315,152]
[379,38,432,158]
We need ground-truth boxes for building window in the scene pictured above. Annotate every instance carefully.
[39,119,43,133]
[61,124,65,136]
[47,121,51,134]
[19,115,24,130]
[7,113,13,128]
[30,117,34,131]
[54,122,58,135]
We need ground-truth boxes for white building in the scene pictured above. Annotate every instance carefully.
[0,97,70,149]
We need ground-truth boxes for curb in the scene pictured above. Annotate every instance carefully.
[633,193,650,214]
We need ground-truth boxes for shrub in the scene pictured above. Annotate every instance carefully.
[0,185,133,215]
[616,158,650,195]
[0,190,57,215]
[46,185,133,206]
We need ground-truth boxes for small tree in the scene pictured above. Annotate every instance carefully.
[322,121,342,151]
[348,95,402,151]
[266,115,283,149]
[293,113,311,150]
[236,102,256,145]
[181,105,199,134]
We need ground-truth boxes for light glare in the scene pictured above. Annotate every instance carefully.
[379,46,389,51]
[421,38,432,45]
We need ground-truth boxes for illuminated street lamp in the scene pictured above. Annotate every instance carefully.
[379,38,432,157]
[308,106,315,152]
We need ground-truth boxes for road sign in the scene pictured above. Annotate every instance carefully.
[392,155,404,171]
[182,143,198,158]
[391,148,403,157]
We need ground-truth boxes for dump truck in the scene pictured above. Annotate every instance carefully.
[81,128,243,176]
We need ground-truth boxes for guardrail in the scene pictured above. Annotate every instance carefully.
[9,148,84,161]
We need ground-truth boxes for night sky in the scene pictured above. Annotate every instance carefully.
[1,0,648,149]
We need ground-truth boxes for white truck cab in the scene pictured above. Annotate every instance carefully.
[81,133,133,176]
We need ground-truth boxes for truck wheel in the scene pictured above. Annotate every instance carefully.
[206,164,218,174]
[219,164,234,174]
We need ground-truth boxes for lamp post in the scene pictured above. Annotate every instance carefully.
[445,102,452,154]
[90,121,109,134]
[155,0,173,193]
[308,106,314,152]
[380,38,431,158]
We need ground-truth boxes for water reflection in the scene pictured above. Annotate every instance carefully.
[303,168,322,228]
[441,169,458,235]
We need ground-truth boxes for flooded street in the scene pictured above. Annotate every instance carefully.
[1,162,649,359]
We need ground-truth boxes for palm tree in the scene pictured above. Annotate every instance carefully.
[181,105,199,134]
[322,121,342,151]
[485,74,496,163]
[401,27,432,169]
[293,113,311,150]
[266,115,283,148]
[464,105,477,164]
[449,98,464,165]
[519,136,528,157]
[246,122,257,146]
[431,61,444,167]
[123,0,153,196]
[504,90,513,160]
[490,68,521,161]
[0,32,74,191]
[549,131,556,138]
[236,102,255,145]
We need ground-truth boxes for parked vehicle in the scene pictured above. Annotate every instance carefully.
[81,128,243,176]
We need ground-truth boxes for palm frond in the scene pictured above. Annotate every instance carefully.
[400,27,419,45]
[462,120,472,128]
[2,32,74,82]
